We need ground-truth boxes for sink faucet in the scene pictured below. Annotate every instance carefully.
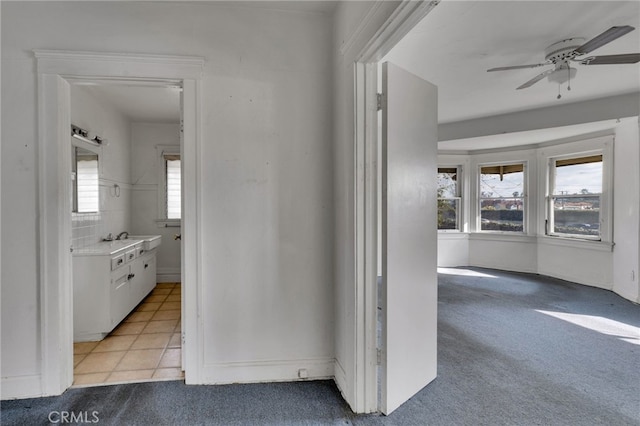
[115,231,129,240]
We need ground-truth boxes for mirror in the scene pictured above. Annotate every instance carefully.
[72,146,100,213]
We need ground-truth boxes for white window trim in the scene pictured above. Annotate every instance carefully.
[156,144,181,227]
[477,160,528,234]
[539,136,614,244]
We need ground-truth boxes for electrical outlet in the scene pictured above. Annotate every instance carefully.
[297,368,308,379]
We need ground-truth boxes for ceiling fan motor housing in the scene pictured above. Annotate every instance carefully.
[544,38,585,63]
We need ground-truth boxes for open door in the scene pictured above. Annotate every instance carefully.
[380,62,438,414]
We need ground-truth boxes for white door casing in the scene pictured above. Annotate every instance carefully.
[34,50,203,395]
[380,61,438,414]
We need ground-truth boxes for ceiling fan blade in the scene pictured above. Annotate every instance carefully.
[516,68,555,90]
[575,25,635,55]
[580,53,640,65]
[487,63,548,72]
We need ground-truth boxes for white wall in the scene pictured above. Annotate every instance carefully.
[70,85,132,248]
[1,1,334,398]
[130,123,181,281]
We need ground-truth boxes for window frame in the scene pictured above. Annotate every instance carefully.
[437,165,463,232]
[545,147,609,242]
[477,161,527,234]
[156,145,181,227]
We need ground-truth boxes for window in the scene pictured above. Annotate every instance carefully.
[73,147,99,213]
[547,154,602,239]
[479,163,525,232]
[157,146,181,223]
[437,167,461,230]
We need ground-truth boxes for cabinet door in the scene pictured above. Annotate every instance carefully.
[142,254,157,297]
[110,267,131,327]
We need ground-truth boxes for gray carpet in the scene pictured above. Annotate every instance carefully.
[2,268,639,425]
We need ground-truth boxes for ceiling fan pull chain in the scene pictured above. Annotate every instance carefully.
[567,65,571,91]
[557,83,562,99]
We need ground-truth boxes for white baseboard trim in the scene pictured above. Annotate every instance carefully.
[157,267,180,283]
[1,375,42,400]
[199,357,334,385]
[333,358,348,400]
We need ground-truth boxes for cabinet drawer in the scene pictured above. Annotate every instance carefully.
[111,254,126,270]
[125,249,137,263]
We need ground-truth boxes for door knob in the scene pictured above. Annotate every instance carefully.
[174,234,182,240]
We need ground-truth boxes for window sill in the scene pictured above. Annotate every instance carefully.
[538,235,614,252]
[156,219,181,228]
[469,233,537,244]
[438,232,469,240]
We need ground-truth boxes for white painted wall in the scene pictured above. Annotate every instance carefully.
[130,123,181,282]
[1,1,334,398]
[70,85,132,248]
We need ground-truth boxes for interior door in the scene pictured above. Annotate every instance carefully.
[380,62,438,414]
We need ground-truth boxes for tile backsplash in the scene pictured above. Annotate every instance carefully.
[72,184,130,249]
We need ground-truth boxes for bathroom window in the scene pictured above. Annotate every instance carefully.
[157,146,181,224]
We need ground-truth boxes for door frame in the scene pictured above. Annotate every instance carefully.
[352,0,440,413]
[34,50,204,395]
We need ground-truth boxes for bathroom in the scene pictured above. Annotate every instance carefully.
[70,81,184,385]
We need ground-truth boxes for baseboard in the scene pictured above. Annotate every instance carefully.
[199,357,334,384]
[1,375,42,400]
[333,357,348,401]
[157,267,180,283]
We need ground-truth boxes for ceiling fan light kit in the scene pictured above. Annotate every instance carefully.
[487,25,640,98]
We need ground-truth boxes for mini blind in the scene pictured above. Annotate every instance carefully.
[76,156,99,212]
[164,153,181,219]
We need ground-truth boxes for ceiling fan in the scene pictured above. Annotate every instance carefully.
[487,25,640,98]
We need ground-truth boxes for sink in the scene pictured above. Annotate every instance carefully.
[126,235,162,251]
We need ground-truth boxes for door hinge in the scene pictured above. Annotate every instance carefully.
[377,348,382,365]
[376,93,383,111]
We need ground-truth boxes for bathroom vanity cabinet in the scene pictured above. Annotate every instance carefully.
[73,239,158,341]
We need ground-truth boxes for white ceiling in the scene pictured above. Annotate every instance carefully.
[384,0,640,124]
[72,83,181,123]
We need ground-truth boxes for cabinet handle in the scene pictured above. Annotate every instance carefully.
[117,259,123,265]
[127,273,135,280]
[140,249,145,255]
[144,263,149,269]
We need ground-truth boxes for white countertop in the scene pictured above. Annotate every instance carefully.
[73,239,143,256]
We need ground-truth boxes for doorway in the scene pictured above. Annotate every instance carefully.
[35,51,203,396]
[68,81,185,386]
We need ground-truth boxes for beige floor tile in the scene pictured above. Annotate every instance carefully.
[75,351,126,374]
[115,349,163,371]
[159,301,181,311]
[152,288,172,295]
[158,348,181,368]
[106,370,154,383]
[142,320,178,334]
[145,294,168,303]
[93,335,137,352]
[74,372,110,386]
[74,353,87,367]
[168,333,181,348]
[152,368,184,379]
[131,333,171,350]
[137,302,162,312]
[151,310,181,321]
[170,288,181,295]
[156,283,175,289]
[165,295,181,302]
[110,322,146,336]
[74,341,99,355]
[125,311,155,323]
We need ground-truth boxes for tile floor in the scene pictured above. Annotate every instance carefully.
[73,283,183,387]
